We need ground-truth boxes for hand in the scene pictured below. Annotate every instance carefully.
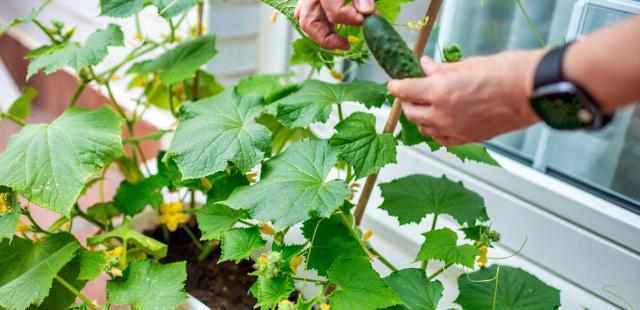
[294,0,376,50]
[388,51,546,146]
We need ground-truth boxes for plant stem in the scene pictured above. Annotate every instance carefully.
[292,276,327,284]
[74,204,106,231]
[191,2,204,100]
[337,212,359,240]
[68,83,86,108]
[182,208,201,214]
[238,219,256,227]
[428,263,452,280]
[135,14,141,35]
[0,113,26,127]
[516,0,546,48]
[168,84,177,118]
[337,102,344,122]
[33,19,59,44]
[54,275,96,309]
[102,44,155,78]
[421,214,439,270]
[23,210,52,235]
[354,0,444,227]
[122,238,128,270]
[183,224,204,250]
[169,19,176,42]
[198,241,218,262]
[366,245,397,272]
[47,216,69,233]
[135,143,152,175]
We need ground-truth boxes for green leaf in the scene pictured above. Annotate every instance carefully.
[153,0,196,18]
[274,79,388,128]
[122,129,172,145]
[257,0,298,26]
[414,228,480,268]
[255,275,295,309]
[106,259,188,310]
[144,79,174,110]
[460,225,491,243]
[141,34,218,85]
[327,257,402,310]
[237,72,298,105]
[206,166,251,202]
[197,202,248,241]
[219,139,351,229]
[25,44,68,59]
[0,233,81,310]
[27,24,124,80]
[289,37,333,70]
[99,0,150,18]
[0,106,124,216]
[456,265,561,310]
[184,70,225,99]
[376,0,413,23]
[7,87,37,120]
[0,0,51,36]
[399,114,500,167]
[87,219,167,259]
[0,189,20,241]
[272,243,306,275]
[219,226,266,263]
[301,214,368,277]
[383,268,443,310]
[30,255,86,310]
[167,88,271,179]
[330,112,398,179]
[113,175,166,216]
[78,250,106,281]
[378,174,488,226]
[256,114,314,155]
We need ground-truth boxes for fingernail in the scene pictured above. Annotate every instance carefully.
[356,0,373,13]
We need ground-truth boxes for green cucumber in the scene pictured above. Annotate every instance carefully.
[363,15,425,79]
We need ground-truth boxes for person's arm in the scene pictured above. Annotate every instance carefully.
[387,15,640,147]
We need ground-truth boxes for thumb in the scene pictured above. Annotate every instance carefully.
[420,56,439,76]
[353,0,374,14]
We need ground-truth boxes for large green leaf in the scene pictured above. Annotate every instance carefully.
[301,214,368,277]
[218,139,351,229]
[330,112,398,179]
[153,0,196,18]
[197,202,249,241]
[167,88,271,179]
[327,257,402,310]
[113,175,166,216]
[399,114,500,167]
[237,72,298,105]
[376,0,414,23]
[456,265,561,310]
[0,233,81,310]
[255,275,295,309]
[106,259,188,310]
[414,228,480,268]
[6,87,37,121]
[141,34,218,85]
[206,166,251,202]
[30,255,86,310]
[219,226,266,263]
[378,174,487,226]
[99,0,150,18]
[77,250,106,281]
[0,189,20,241]
[257,0,298,26]
[383,268,444,310]
[87,219,167,259]
[0,106,124,216]
[27,24,124,79]
[274,79,388,128]
[0,0,51,36]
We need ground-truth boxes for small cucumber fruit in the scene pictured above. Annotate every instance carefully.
[363,15,425,79]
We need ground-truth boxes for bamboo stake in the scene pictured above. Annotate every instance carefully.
[192,3,204,100]
[354,0,444,226]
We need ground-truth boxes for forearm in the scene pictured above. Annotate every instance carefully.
[563,15,640,114]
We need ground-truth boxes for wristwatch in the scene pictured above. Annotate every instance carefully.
[530,42,612,130]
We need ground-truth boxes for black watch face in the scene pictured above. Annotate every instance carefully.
[530,82,595,130]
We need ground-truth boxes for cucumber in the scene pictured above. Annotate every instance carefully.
[363,15,425,79]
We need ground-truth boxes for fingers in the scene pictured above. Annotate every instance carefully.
[420,56,440,76]
[320,0,365,25]
[297,0,350,50]
[401,100,434,125]
[352,0,375,14]
[388,78,435,104]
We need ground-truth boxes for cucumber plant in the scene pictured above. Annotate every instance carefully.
[0,0,562,309]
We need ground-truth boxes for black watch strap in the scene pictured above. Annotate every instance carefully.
[534,42,572,88]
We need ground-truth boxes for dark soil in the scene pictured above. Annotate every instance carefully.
[146,224,259,310]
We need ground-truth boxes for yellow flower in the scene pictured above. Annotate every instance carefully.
[347,35,359,44]
[0,193,7,214]
[477,245,488,267]
[160,34,167,38]
[104,246,123,257]
[279,300,291,306]
[90,300,99,309]
[16,222,32,233]
[110,75,121,80]
[336,24,345,29]
[330,69,343,80]
[201,177,212,191]
[158,202,188,232]
[321,305,330,310]
[259,223,275,235]
[111,267,123,277]
[65,28,75,36]
[34,235,42,242]
[246,172,258,183]
[290,256,303,274]
[334,49,345,53]
[270,10,277,23]
[259,253,267,265]
[363,230,372,241]
[134,33,143,40]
